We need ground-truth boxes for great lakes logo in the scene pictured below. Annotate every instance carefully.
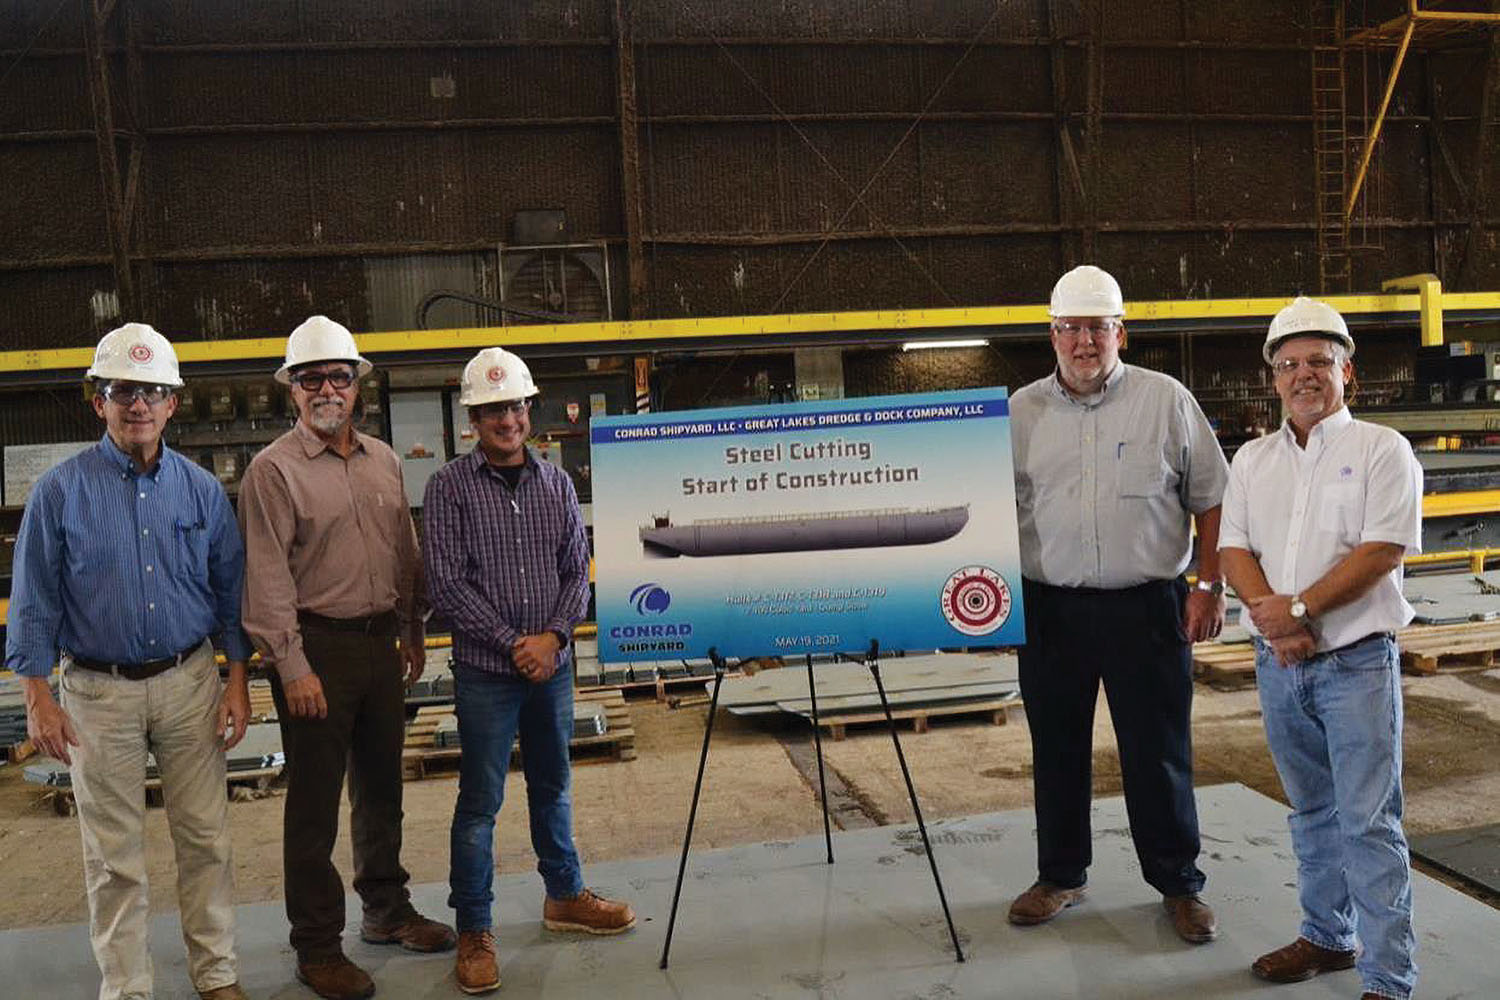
[940,565,1011,636]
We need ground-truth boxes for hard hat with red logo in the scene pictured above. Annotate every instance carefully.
[459,347,539,406]
[86,323,184,387]
[275,315,373,385]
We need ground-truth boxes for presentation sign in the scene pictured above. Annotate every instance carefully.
[591,388,1025,661]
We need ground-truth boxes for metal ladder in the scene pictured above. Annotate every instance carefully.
[1312,0,1351,294]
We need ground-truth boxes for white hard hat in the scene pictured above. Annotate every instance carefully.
[1263,296,1354,362]
[87,323,184,387]
[459,347,539,407]
[275,315,373,385]
[1049,264,1125,318]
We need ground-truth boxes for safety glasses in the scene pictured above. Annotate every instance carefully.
[100,382,174,405]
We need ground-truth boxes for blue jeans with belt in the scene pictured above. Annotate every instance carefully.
[1254,633,1416,1000]
[448,659,584,932]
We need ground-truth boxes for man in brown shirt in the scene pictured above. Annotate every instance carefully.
[239,316,455,1000]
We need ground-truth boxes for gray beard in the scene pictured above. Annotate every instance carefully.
[308,403,348,435]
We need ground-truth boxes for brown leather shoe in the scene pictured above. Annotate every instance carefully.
[1007,882,1086,926]
[1163,894,1217,943]
[295,954,375,1000]
[197,985,249,1000]
[361,911,458,953]
[543,889,637,934]
[1251,937,1357,983]
[456,929,501,995]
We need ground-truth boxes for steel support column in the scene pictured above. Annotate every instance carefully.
[614,0,649,319]
[80,0,136,316]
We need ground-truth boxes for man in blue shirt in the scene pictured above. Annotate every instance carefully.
[6,323,254,1000]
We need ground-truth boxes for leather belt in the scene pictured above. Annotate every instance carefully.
[298,609,399,635]
[1327,631,1397,654]
[68,639,206,681]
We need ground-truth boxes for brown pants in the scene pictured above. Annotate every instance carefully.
[270,616,413,959]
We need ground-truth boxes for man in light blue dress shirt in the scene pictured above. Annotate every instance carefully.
[6,323,254,1000]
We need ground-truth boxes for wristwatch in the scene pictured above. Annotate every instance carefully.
[1289,595,1309,621]
[1195,579,1225,596]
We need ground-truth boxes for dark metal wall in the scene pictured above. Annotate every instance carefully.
[0,0,1495,352]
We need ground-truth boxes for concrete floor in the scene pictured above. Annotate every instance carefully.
[5,783,1497,999]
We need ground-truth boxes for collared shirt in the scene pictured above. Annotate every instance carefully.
[1011,362,1229,588]
[238,421,424,683]
[1219,406,1422,650]
[422,448,589,677]
[4,435,252,677]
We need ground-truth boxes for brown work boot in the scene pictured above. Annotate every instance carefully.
[1007,881,1086,926]
[543,888,637,935]
[197,985,250,1000]
[1251,937,1357,983]
[361,911,458,953]
[1163,894,1217,943]
[455,929,501,995]
[295,954,375,1000]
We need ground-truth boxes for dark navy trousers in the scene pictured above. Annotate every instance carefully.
[1017,576,1205,896]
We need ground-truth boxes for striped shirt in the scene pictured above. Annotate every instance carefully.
[4,436,252,677]
[423,448,589,677]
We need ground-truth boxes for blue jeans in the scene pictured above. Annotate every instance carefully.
[1254,634,1416,1000]
[448,660,584,932]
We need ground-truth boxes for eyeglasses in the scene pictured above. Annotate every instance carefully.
[100,382,173,405]
[474,400,531,419]
[1053,318,1122,340]
[1270,356,1337,376]
[291,369,356,391]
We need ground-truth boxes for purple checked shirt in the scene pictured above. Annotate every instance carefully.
[422,448,590,677]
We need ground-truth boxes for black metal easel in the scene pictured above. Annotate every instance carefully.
[658,639,964,968]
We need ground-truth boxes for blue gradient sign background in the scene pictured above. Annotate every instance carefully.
[590,388,1025,661]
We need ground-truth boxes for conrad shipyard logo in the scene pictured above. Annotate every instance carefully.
[612,583,692,652]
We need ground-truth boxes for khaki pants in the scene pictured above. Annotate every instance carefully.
[61,641,238,1000]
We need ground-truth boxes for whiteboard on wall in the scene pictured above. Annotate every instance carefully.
[4,442,94,507]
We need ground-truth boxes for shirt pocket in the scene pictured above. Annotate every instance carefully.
[1317,482,1364,539]
[171,519,209,584]
[1118,456,1167,499]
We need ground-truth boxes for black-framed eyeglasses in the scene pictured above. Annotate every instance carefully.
[291,368,356,391]
[1270,356,1337,376]
[475,399,531,419]
[100,382,174,406]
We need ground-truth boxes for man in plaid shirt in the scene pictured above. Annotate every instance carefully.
[423,346,635,996]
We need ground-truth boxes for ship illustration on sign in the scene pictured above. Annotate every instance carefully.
[639,505,969,557]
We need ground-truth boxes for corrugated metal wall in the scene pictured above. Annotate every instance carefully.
[0,0,1495,352]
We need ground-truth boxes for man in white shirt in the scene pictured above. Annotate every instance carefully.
[1219,297,1421,1000]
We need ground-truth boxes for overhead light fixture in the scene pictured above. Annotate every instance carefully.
[901,339,989,351]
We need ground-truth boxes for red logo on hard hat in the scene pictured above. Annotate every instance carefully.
[486,366,505,386]
[128,343,153,365]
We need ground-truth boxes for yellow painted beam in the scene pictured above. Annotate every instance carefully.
[1381,274,1443,346]
[1422,490,1500,518]
[5,291,1499,377]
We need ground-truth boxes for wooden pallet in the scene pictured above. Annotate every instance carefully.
[813,696,1022,741]
[1397,621,1500,675]
[401,690,636,780]
[1191,642,1257,690]
[45,765,283,816]
[5,738,36,764]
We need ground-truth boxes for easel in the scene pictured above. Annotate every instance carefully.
[659,640,965,968]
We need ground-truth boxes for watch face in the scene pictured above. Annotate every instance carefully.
[1290,600,1307,619]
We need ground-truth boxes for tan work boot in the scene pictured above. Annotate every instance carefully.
[362,911,458,953]
[456,929,501,995]
[197,985,250,1000]
[543,889,637,934]
[1251,937,1358,983]
[1007,882,1086,925]
[1163,894,1218,943]
[295,953,374,1000]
